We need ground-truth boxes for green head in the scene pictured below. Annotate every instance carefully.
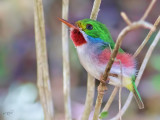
[76,18,123,52]
[58,18,123,52]
[76,19,114,44]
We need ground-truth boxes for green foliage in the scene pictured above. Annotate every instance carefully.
[0,44,9,85]
[99,111,108,119]
[152,75,160,91]
[151,55,160,71]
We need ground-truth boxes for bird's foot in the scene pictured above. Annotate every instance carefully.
[99,78,110,84]
[109,73,118,78]
[99,75,110,84]
[100,73,118,84]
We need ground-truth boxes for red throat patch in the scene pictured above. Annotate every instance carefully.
[70,29,87,46]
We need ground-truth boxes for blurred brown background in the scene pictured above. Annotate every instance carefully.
[0,0,160,120]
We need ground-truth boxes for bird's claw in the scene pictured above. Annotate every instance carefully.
[100,78,110,84]
[109,73,118,78]
[100,73,118,84]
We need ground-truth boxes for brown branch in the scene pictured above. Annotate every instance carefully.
[62,0,72,120]
[133,16,160,58]
[94,20,154,120]
[34,0,54,119]
[93,20,153,120]
[111,29,160,120]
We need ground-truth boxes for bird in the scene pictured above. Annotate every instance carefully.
[59,18,144,109]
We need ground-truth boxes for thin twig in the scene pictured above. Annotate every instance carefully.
[111,29,160,120]
[62,0,72,120]
[133,16,160,58]
[90,0,102,20]
[98,1,157,119]
[119,60,123,120]
[141,0,157,20]
[82,0,102,120]
[34,0,54,119]
[102,87,119,112]
[121,12,132,25]
[81,74,95,120]
[119,87,122,120]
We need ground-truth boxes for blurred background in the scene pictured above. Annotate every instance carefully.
[0,0,160,120]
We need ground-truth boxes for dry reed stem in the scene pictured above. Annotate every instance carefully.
[102,87,119,112]
[81,74,95,120]
[90,1,108,120]
[90,0,102,20]
[34,0,54,119]
[133,16,160,58]
[119,60,123,120]
[111,29,160,120]
[121,12,132,25]
[61,0,72,120]
[81,0,102,120]
[119,87,122,120]
[140,0,157,20]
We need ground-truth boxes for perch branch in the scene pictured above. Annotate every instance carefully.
[34,0,54,119]
[94,20,154,120]
[93,17,154,120]
[100,12,132,114]
[62,0,72,120]
[82,0,101,120]
[97,1,157,119]
[111,29,160,120]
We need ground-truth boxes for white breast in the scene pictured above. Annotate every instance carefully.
[77,44,103,80]
[76,44,136,87]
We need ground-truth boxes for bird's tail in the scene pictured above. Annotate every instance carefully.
[132,82,144,109]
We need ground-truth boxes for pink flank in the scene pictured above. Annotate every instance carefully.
[98,49,135,67]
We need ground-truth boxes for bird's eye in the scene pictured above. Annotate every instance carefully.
[86,24,93,30]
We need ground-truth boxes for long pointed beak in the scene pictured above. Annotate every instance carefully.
[58,17,76,29]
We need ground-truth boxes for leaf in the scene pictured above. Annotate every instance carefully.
[99,111,108,119]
